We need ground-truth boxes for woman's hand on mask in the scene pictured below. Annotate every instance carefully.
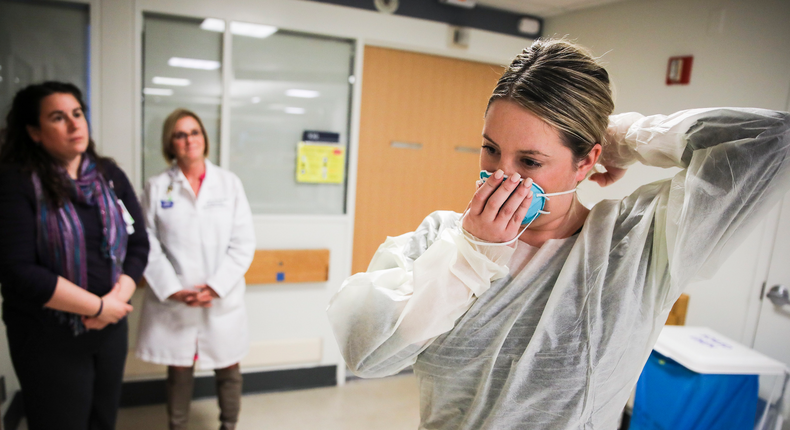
[463,169,533,243]
[589,165,627,187]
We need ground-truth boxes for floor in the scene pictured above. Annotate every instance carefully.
[18,374,420,430]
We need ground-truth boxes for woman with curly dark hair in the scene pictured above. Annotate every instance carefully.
[0,81,149,430]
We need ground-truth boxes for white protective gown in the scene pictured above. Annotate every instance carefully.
[136,160,256,369]
[328,108,790,429]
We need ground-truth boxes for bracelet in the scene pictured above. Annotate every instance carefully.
[92,298,103,318]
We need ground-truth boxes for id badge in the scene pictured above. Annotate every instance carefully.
[161,184,175,209]
[117,200,136,235]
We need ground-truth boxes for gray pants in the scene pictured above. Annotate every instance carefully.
[167,364,243,430]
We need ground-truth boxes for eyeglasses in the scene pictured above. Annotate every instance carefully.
[172,129,202,141]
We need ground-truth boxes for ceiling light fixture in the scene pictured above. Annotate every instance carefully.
[284,107,305,115]
[230,21,278,38]
[200,18,225,32]
[517,17,541,38]
[439,0,476,9]
[143,88,174,96]
[285,89,320,98]
[152,76,191,86]
[374,0,399,14]
[168,57,221,70]
[251,97,261,103]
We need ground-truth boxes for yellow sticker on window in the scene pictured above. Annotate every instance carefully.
[296,142,346,184]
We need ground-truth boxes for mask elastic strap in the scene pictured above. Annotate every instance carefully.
[537,188,577,199]
[535,188,577,215]
[460,212,537,247]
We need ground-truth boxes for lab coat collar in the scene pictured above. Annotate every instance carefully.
[167,158,215,184]
[167,162,186,184]
[201,159,219,190]
[167,159,216,202]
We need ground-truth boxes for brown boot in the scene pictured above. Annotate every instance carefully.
[167,366,195,430]
[215,364,243,430]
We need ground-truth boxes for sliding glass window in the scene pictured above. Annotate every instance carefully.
[141,14,354,215]
[142,14,222,183]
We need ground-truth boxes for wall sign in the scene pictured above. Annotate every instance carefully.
[296,130,345,184]
[667,56,693,85]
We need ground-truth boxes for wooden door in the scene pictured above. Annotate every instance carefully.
[353,46,503,274]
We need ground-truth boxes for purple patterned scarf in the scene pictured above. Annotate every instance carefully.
[31,156,128,335]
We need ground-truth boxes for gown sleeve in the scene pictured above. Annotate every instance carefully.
[601,108,790,306]
[327,211,515,378]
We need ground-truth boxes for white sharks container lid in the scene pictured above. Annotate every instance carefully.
[654,326,786,375]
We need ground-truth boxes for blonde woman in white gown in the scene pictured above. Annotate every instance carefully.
[328,39,790,430]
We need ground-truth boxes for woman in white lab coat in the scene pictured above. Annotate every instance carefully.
[136,108,255,430]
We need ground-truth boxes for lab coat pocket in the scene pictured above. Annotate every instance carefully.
[203,199,234,242]
[146,295,199,329]
[210,286,244,317]
[203,197,230,210]
[203,198,233,223]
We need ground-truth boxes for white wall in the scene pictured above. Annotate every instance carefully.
[547,0,790,115]
[546,0,790,345]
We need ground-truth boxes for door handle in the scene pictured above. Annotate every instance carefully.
[766,285,790,307]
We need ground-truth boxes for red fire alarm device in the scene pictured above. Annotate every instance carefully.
[666,56,693,85]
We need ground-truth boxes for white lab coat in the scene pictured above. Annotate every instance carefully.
[327,108,790,429]
[136,160,256,369]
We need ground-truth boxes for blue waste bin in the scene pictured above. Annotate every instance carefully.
[630,350,759,430]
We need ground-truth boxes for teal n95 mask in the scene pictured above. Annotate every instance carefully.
[478,170,577,225]
[467,170,577,246]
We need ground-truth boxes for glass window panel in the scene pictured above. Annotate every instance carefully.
[230,27,354,215]
[142,14,222,184]
[0,1,89,118]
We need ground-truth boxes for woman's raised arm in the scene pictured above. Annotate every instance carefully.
[603,108,790,305]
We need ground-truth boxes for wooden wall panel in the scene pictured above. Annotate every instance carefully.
[666,294,690,326]
[246,249,330,284]
[353,46,503,274]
